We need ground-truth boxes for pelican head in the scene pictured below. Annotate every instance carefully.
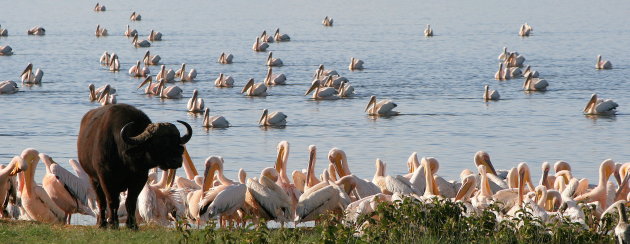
[267,52,273,61]
[554,161,571,173]
[365,95,377,112]
[583,94,598,113]
[242,78,254,94]
[21,63,33,77]
[137,76,153,90]
[8,156,27,176]
[201,156,222,192]
[97,84,112,101]
[305,80,320,96]
[260,167,279,182]
[328,148,350,178]
[474,151,497,175]
[455,174,477,201]
[274,141,290,174]
[259,109,269,124]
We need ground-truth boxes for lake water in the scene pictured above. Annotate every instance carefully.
[1,0,629,225]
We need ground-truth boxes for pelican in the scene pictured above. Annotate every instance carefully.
[137,169,185,226]
[241,78,267,97]
[372,159,419,195]
[523,73,548,91]
[266,52,283,66]
[608,200,630,243]
[483,85,500,101]
[274,141,301,218]
[108,53,120,71]
[143,50,161,65]
[88,83,116,102]
[365,95,398,116]
[124,25,138,37]
[94,3,106,11]
[518,24,531,36]
[0,24,7,36]
[214,73,234,88]
[505,52,525,67]
[295,179,352,222]
[302,145,322,191]
[323,16,333,26]
[132,35,151,48]
[157,78,183,99]
[20,63,44,84]
[148,30,162,41]
[18,148,65,223]
[186,157,220,221]
[187,89,204,113]
[348,57,364,70]
[305,80,338,100]
[424,24,433,37]
[474,151,510,192]
[0,80,18,94]
[575,159,615,209]
[259,109,287,126]
[244,173,292,223]
[596,55,613,69]
[198,179,246,226]
[252,37,268,52]
[95,25,108,37]
[203,108,230,128]
[274,28,290,42]
[156,65,175,83]
[338,81,355,97]
[494,63,507,80]
[583,94,618,116]
[175,63,197,82]
[522,65,539,78]
[128,60,150,77]
[130,12,141,21]
[498,47,509,60]
[98,85,116,106]
[27,26,45,35]
[0,45,14,56]
[313,64,338,80]
[218,52,233,64]
[99,51,110,65]
[328,148,382,199]
[264,67,286,86]
[136,76,160,95]
[260,30,274,43]
[0,156,26,217]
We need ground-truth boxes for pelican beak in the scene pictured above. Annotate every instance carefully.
[259,109,268,124]
[584,94,597,113]
[365,96,376,112]
[275,144,285,173]
[242,79,254,94]
[518,166,526,206]
[138,76,152,90]
[166,169,176,188]
[454,177,473,201]
[306,147,316,185]
[329,152,347,177]
[202,160,215,192]
[9,156,27,176]
[143,51,150,62]
[21,63,33,76]
[305,82,318,96]
[481,154,497,176]
[98,84,111,101]
[203,108,210,125]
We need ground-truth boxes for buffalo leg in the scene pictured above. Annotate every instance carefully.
[93,180,108,228]
[125,181,144,230]
[105,190,120,229]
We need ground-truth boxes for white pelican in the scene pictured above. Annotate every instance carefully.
[264,67,286,86]
[494,63,507,80]
[137,169,185,226]
[244,174,292,223]
[95,25,108,37]
[27,26,45,35]
[518,23,531,36]
[132,35,151,48]
[313,64,338,80]
[186,158,220,221]
[365,95,398,116]
[0,156,26,216]
[198,181,246,226]
[156,65,175,83]
[328,148,382,199]
[218,52,233,64]
[575,159,615,209]
[522,65,539,78]
[214,73,234,88]
[523,73,548,91]
[0,45,14,56]
[203,108,230,128]
[348,57,364,70]
[88,83,116,102]
[0,24,7,36]
[338,81,354,97]
[241,78,267,97]
[130,12,141,21]
[157,78,182,99]
[372,159,419,195]
[507,65,522,78]
[19,148,65,223]
[274,141,301,218]
[108,53,120,71]
[473,151,509,192]
[143,50,161,65]
[148,30,162,41]
[175,63,196,82]
[252,37,268,52]
[128,60,150,77]
[583,94,618,116]
[607,200,630,243]
[274,28,290,42]
[260,30,274,43]
[136,76,159,95]
[483,85,500,101]
[93,3,106,11]
[259,109,287,126]
[20,63,44,84]
[266,52,283,66]
[498,47,509,60]
[98,85,116,106]
[187,89,204,113]
[0,80,18,94]
[295,179,352,222]
[305,80,338,100]
[596,55,613,69]
[99,51,110,65]
[323,16,333,26]
[505,52,525,67]
[424,24,433,37]
[124,25,138,37]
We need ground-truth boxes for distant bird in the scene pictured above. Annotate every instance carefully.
[94,3,106,11]
[27,26,45,35]
[214,73,234,88]
[483,85,500,101]
[264,67,286,86]
[132,35,151,48]
[0,45,13,56]
[0,24,8,36]
[323,16,333,26]
[348,57,364,70]
[505,53,525,68]
[252,37,269,51]
[88,83,116,102]
[495,63,507,80]
[260,30,274,43]
[218,52,233,64]
[203,108,230,128]
[522,73,548,91]
[583,94,618,116]
[259,109,287,126]
[130,12,141,21]
[137,76,160,95]
[305,80,338,100]
[157,78,183,99]
[95,25,108,37]
[498,47,509,61]
[424,24,433,37]
[365,95,398,116]
[148,30,162,41]
[313,64,338,80]
[519,23,532,36]
[0,80,18,94]
[266,52,283,66]
[124,25,138,37]
[241,78,267,97]
[99,51,110,65]
[596,55,612,70]
[274,28,290,42]
[108,53,120,71]
[156,65,175,83]
[21,63,44,84]
[175,63,196,82]
[143,50,161,65]
[187,89,204,113]
[338,81,354,98]
[128,60,150,77]
[522,65,539,78]
[95,84,116,106]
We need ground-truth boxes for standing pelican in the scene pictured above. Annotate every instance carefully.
[128,60,150,77]
[252,37,268,52]
[523,73,548,91]
[274,28,290,42]
[27,26,45,35]
[132,35,151,47]
[596,55,613,69]
[130,12,141,21]
[348,57,364,70]
[156,65,175,83]
[157,78,183,99]
[20,63,44,84]
[218,52,233,64]
[338,81,355,97]
[483,85,500,101]
[94,3,106,11]
[187,89,204,113]
[274,141,301,218]
[583,94,618,116]
[0,45,14,56]
[0,80,18,94]
[18,148,65,223]
[259,109,287,126]
[136,76,160,95]
[305,80,338,100]
[124,25,138,37]
[365,95,398,116]
[108,53,120,71]
[175,63,196,82]
[575,159,615,209]
[137,169,185,226]
[214,73,234,88]
[241,78,267,97]
[143,50,161,65]
[295,179,352,222]
[328,148,382,199]
[202,108,230,128]
[266,52,283,66]
[260,30,274,43]
[244,173,292,223]
[264,67,286,86]
[0,24,7,36]
[0,156,26,215]
[424,24,433,37]
[95,25,108,36]
[322,16,333,26]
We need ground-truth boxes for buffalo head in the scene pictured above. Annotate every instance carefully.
[120,120,192,170]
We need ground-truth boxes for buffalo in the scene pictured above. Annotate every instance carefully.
[77,104,191,229]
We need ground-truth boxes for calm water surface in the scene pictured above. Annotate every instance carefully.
[1,0,630,224]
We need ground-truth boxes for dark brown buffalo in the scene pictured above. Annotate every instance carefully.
[77,104,191,229]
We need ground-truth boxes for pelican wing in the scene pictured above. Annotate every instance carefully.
[50,163,90,206]
[207,184,246,218]
[354,176,382,198]
[387,175,420,195]
[34,186,66,223]
[137,184,158,223]
[296,185,339,222]
[246,177,291,221]
[318,87,337,98]
[596,99,618,113]
[175,176,200,191]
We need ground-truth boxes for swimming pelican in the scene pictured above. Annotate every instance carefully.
[187,89,204,113]
[274,28,290,42]
[132,35,151,48]
[483,85,500,101]
[128,60,150,77]
[214,73,234,88]
[348,57,364,70]
[157,78,183,99]
[18,148,65,223]
[264,67,286,86]
[575,159,615,209]
[218,52,233,64]
[0,24,7,36]
[156,65,175,83]
[88,83,116,102]
[266,52,283,66]
[313,64,339,80]
[108,53,120,71]
[175,63,197,82]
[519,23,531,36]
[494,63,507,80]
[98,85,116,106]
[424,24,433,37]
[523,73,548,91]
[505,53,525,67]
[338,81,354,97]
[143,50,161,65]
[20,63,44,84]
[305,80,338,100]
[99,51,110,65]
[130,12,141,21]
[124,25,138,37]
[241,78,267,96]
[522,65,539,78]
[94,3,106,11]
[498,47,509,60]
[322,16,333,26]
[0,80,18,94]
[203,108,230,128]
[260,30,274,43]
[0,45,14,56]
[583,94,618,116]
[95,25,108,37]
[365,95,398,116]
[148,30,162,41]
[596,55,613,69]
[27,26,45,35]
[136,76,160,95]
[252,37,269,52]
[259,109,287,126]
